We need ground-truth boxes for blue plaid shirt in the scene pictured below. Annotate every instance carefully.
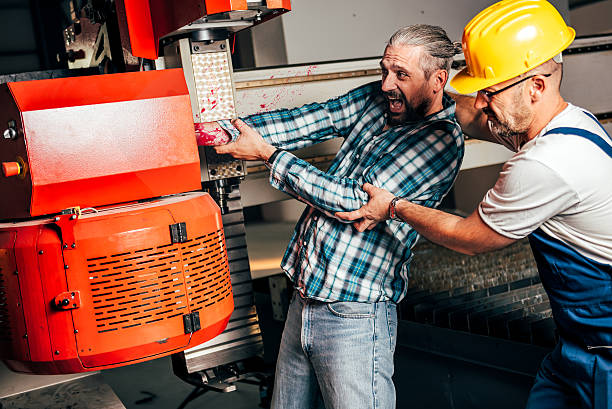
[221,81,463,303]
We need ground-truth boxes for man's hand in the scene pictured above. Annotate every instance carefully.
[214,119,276,161]
[336,183,395,232]
[194,122,231,146]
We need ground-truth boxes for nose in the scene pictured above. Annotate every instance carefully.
[474,91,489,110]
[381,73,396,92]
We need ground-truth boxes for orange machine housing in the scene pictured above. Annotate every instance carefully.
[0,69,201,219]
[0,192,233,374]
[0,70,233,374]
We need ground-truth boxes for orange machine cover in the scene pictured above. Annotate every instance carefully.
[0,69,201,219]
[0,192,233,374]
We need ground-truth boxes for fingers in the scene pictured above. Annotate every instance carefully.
[335,209,363,221]
[231,118,249,133]
[353,219,374,232]
[362,183,375,195]
[214,142,235,155]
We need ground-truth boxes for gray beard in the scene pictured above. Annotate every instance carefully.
[488,120,528,152]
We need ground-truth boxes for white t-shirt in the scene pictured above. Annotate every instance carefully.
[479,103,612,265]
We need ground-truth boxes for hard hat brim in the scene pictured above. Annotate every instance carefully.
[450,68,500,95]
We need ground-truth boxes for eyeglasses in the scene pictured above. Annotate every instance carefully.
[478,73,551,101]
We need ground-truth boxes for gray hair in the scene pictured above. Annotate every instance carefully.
[388,24,462,78]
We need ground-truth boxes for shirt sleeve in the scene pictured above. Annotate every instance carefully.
[218,82,376,149]
[478,156,580,239]
[268,121,462,221]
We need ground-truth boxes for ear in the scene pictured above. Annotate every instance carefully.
[529,75,546,102]
[430,69,448,93]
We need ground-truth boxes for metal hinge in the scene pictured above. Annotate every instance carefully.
[53,207,81,250]
[183,311,201,334]
[170,222,188,243]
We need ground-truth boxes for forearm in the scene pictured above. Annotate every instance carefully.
[219,86,371,150]
[270,151,368,217]
[395,200,512,255]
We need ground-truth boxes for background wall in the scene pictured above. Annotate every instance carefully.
[570,0,612,35]
[247,0,570,67]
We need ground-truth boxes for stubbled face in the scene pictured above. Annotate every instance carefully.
[478,82,534,151]
[380,45,434,126]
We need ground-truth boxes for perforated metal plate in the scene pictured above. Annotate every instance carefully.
[191,52,235,123]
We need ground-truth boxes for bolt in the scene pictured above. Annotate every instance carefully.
[54,350,60,355]
[70,214,77,220]
[194,45,200,51]
[64,264,69,269]
[3,128,16,140]
[14,270,18,275]
[74,329,78,334]
[63,244,68,249]
[23,334,27,339]
[39,250,44,254]
[220,43,225,50]
[71,243,76,248]
[54,216,60,222]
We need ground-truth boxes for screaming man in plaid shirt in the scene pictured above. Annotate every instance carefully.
[213,24,464,409]
[218,80,464,303]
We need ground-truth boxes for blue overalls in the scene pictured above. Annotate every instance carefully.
[525,118,612,409]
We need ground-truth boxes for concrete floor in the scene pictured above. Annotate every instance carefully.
[100,288,283,409]
[101,356,263,409]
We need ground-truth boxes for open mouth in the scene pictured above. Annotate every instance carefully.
[387,98,404,113]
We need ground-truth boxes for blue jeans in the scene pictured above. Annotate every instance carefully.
[271,292,398,409]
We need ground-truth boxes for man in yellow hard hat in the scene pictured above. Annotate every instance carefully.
[336,1,612,408]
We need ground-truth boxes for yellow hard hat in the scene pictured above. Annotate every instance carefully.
[450,0,575,94]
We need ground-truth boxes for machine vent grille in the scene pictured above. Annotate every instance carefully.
[183,230,232,312]
[0,273,10,342]
[87,229,231,333]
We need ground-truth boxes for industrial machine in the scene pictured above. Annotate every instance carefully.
[0,0,289,384]
[0,67,234,374]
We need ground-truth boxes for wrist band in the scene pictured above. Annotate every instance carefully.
[388,196,405,222]
[265,149,284,168]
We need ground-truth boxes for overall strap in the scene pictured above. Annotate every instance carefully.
[543,127,612,159]
[582,110,611,141]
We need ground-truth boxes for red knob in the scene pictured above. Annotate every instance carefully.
[2,162,21,177]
